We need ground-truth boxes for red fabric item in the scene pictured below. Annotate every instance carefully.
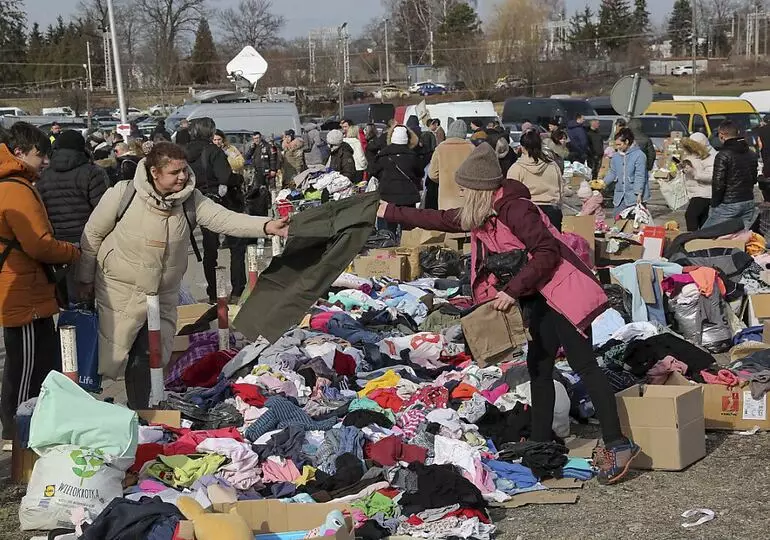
[333,349,357,376]
[231,383,267,406]
[367,435,428,466]
[130,443,163,473]
[180,350,235,388]
[163,427,243,456]
[310,311,335,332]
[450,382,479,400]
[368,388,404,411]
[443,508,491,524]
[442,352,473,367]
[405,515,423,525]
[376,487,401,499]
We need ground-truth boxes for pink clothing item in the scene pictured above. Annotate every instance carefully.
[397,409,427,439]
[196,438,263,490]
[701,369,740,387]
[137,479,168,493]
[255,374,298,398]
[310,312,335,332]
[647,355,688,384]
[462,458,496,494]
[261,457,301,484]
[472,189,608,334]
[481,384,509,404]
[662,274,695,296]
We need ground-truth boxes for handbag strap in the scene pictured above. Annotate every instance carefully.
[387,156,413,183]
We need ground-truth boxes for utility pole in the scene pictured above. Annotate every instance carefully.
[106,0,127,124]
[384,18,390,84]
[337,22,347,119]
[755,7,760,62]
[691,0,697,95]
[84,42,93,131]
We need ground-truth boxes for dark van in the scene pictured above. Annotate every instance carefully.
[501,98,597,128]
[343,103,396,125]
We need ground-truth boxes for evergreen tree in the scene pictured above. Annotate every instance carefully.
[189,18,218,85]
[0,0,27,85]
[568,5,599,58]
[667,0,692,57]
[597,0,632,52]
[26,22,45,81]
[435,3,482,67]
[632,0,650,35]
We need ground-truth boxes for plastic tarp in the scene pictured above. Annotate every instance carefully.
[29,371,138,461]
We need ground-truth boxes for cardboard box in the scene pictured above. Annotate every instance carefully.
[748,294,770,326]
[684,238,745,252]
[175,500,354,540]
[137,409,182,428]
[596,237,644,262]
[616,384,705,470]
[666,372,770,431]
[353,252,409,281]
[399,228,445,248]
[176,304,213,332]
[562,215,596,265]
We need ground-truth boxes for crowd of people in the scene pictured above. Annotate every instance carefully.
[0,105,766,478]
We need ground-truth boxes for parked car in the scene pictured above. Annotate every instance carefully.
[373,85,409,100]
[345,88,371,101]
[495,76,528,90]
[416,83,447,96]
[112,107,143,119]
[409,81,446,94]
[149,103,175,115]
[671,65,695,76]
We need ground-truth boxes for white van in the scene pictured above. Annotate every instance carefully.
[166,102,301,139]
[0,107,28,117]
[41,107,75,117]
[401,100,498,135]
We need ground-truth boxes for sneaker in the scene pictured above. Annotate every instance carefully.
[593,439,640,485]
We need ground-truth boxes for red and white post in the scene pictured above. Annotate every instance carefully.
[216,266,229,350]
[247,244,259,292]
[146,294,165,407]
[59,325,79,384]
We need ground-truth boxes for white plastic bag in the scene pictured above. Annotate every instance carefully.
[657,171,689,210]
[20,445,125,531]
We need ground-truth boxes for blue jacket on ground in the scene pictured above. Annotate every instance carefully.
[566,120,589,158]
[603,144,650,211]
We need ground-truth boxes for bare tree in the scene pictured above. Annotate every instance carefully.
[487,0,549,94]
[217,0,286,52]
[135,0,207,88]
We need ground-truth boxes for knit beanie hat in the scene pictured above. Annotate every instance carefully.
[391,125,409,145]
[56,130,86,152]
[455,142,503,191]
[447,120,468,139]
[327,129,343,146]
[521,122,534,133]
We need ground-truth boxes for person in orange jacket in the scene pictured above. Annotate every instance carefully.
[0,122,80,445]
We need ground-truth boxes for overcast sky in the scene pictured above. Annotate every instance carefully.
[24,0,675,37]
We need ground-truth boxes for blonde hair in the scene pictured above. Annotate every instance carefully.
[459,189,495,231]
[346,125,359,138]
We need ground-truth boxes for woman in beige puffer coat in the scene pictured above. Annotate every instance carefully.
[79,142,288,406]
[681,132,716,231]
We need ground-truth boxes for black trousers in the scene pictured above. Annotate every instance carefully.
[538,204,563,232]
[125,324,150,411]
[201,228,247,301]
[685,197,711,231]
[523,295,623,445]
[424,180,439,210]
[1,317,58,439]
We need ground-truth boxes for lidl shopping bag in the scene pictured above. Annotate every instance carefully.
[58,307,101,392]
[20,444,124,530]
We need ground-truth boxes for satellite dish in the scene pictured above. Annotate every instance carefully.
[226,46,268,86]
[610,75,653,117]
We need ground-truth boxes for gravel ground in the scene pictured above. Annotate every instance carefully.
[0,184,762,539]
